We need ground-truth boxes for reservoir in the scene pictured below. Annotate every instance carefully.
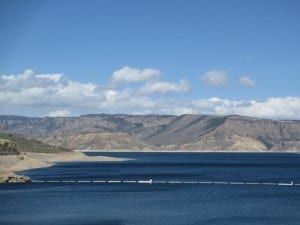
[1,152,300,225]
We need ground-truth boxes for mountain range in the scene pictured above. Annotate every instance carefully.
[1,114,300,151]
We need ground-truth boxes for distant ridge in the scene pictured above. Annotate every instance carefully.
[1,114,300,151]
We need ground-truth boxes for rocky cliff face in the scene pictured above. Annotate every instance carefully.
[1,114,300,151]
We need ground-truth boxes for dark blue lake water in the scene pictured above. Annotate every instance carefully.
[1,152,300,225]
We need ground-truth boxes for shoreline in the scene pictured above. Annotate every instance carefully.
[1,150,299,183]
[0,151,127,183]
[76,149,300,153]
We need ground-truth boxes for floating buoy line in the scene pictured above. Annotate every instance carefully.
[30,179,299,187]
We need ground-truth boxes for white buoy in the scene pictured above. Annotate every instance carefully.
[138,179,153,184]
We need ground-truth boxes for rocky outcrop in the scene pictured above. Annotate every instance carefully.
[1,175,31,183]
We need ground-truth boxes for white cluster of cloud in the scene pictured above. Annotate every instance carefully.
[110,66,162,84]
[239,76,255,87]
[201,70,228,87]
[139,80,190,95]
[0,69,98,109]
[190,97,300,119]
[47,109,71,117]
[1,67,299,119]
[0,68,190,116]
[201,70,255,88]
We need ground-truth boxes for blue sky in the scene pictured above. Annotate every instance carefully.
[1,0,300,118]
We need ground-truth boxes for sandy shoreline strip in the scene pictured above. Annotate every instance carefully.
[76,149,299,153]
[0,151,127,183]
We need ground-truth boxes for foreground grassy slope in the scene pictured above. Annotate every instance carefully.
[0,138,19,155]
[0,132,68,154]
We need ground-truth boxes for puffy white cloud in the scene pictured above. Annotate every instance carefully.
[139,80,190,95]
[239,76,255,87]
[1,69,300,120]
[232,97,300,119]
[172,107,194,115]
[99,88,155,111]
[36,74,63,83]
[0,68,162,116]
[0,69,65,91]
[47,110,71,117]
[111,66,162,84]
[201,70,228,87]
[0,69,101,109]
[191,97,300,119]
[103,89,118,101]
